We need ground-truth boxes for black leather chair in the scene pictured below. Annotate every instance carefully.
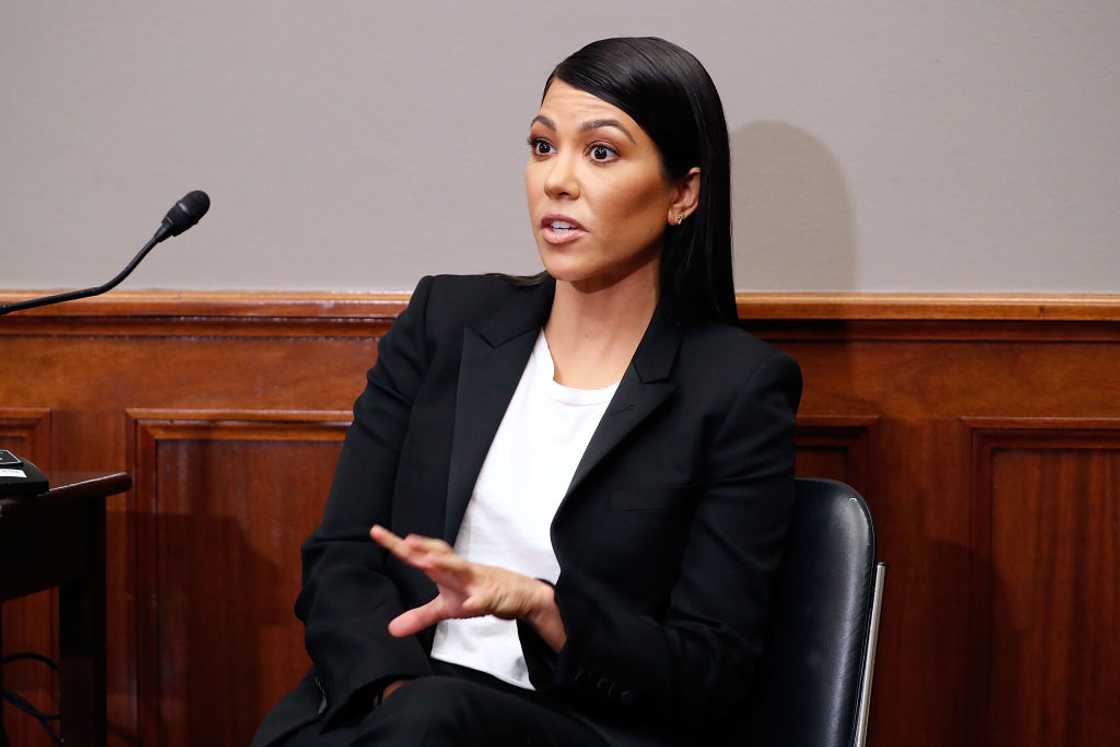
[746,478,886,747]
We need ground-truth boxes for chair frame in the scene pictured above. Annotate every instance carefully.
[854,561,886,747]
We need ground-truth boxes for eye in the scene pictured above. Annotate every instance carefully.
[588,143,618,163]
[527,136,553,156]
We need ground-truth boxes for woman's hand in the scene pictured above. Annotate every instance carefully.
[369,525,566,650]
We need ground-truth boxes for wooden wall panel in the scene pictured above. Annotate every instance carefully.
[966,420,1120,747]
[1,289,1118,746]
[127,411,349,747]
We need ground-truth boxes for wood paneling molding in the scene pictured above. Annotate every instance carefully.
[2,290,1118,340]
[739,293,1120,321]
[0,291,407,338]
[0,289,411,318]
[0,408,52,467]
[794,415,880,498]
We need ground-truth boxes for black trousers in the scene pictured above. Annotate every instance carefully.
[283,660,611,747]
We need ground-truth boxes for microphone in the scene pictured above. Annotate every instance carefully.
[158,190,211,240]
[0,190,211,316]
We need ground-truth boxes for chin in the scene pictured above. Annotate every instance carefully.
[541,261,635,294]
[537,249,595,285]
[541,251,659,292]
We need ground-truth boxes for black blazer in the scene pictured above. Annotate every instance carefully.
[253,273,802,746]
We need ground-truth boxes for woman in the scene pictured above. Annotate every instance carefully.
[253,36,801,747]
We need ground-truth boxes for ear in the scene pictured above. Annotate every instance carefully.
[667,167,701,225]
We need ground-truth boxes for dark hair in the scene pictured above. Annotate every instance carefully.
[544,37,736,324]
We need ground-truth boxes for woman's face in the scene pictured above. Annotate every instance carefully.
[525,79,697,292]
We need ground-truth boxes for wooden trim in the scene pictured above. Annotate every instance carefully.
[125,409,354,445]
[3,289,1119,323]
[737,293,1120,321]
[746,319,1120,344]
[0,289,411,318]
[794,415,881,499]
[961,416,1120,433]
[0,290,407,338]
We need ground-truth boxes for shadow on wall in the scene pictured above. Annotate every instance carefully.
[730,121,857,292]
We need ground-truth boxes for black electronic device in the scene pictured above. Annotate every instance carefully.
[0,457,49,498]
[0,449,23,467]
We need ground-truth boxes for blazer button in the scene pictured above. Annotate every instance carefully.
[619,689,638,706]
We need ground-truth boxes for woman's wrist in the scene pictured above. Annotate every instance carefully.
[527,579,567,652]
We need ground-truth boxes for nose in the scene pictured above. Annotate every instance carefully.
[543,151,580,200]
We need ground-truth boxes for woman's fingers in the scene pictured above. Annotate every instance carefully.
[418,548,472,576]
[387,588,493,637]
[460,593,491,616]
[371,525,536,628]
[370,526,444,566]
[387,597,448,638]
[372,525,473,582]
[403,534,454,554]
[370,524,411,557]
[371,526,453,559]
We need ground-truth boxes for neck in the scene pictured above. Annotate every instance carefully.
[544,258,659,355]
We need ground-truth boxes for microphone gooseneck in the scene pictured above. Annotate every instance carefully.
[0,191,211,316]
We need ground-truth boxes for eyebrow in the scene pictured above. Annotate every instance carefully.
[531,114,636,144]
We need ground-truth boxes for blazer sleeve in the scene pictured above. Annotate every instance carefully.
[518,350,802,730]
[294,275,436,727]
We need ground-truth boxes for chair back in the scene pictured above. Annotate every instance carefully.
[746,478,885,747]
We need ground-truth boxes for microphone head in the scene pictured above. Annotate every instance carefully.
[161,190,211,237]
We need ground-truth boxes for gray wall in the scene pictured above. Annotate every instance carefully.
[1,1,1117,293]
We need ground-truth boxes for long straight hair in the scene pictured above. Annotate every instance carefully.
[542,37,737,325]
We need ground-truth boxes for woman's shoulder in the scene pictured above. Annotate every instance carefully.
[423,271,540,298]
[680,319,795,370]
[677,320,802,400]
[406,272,546,339]
[419,272,542,314]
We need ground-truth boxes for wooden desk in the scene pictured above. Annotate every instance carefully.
[0,471,131,747]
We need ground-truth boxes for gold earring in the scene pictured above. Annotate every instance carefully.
[675,213,685,225]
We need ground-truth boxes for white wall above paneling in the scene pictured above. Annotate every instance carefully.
[1,1,1117,292]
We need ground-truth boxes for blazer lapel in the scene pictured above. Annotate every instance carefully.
[443,277,555,542]
[560,298,683,508]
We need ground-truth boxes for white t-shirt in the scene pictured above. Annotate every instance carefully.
[429,328,619,688]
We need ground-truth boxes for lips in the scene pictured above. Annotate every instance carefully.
[540,213,586,230]
[540,213,588,245]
